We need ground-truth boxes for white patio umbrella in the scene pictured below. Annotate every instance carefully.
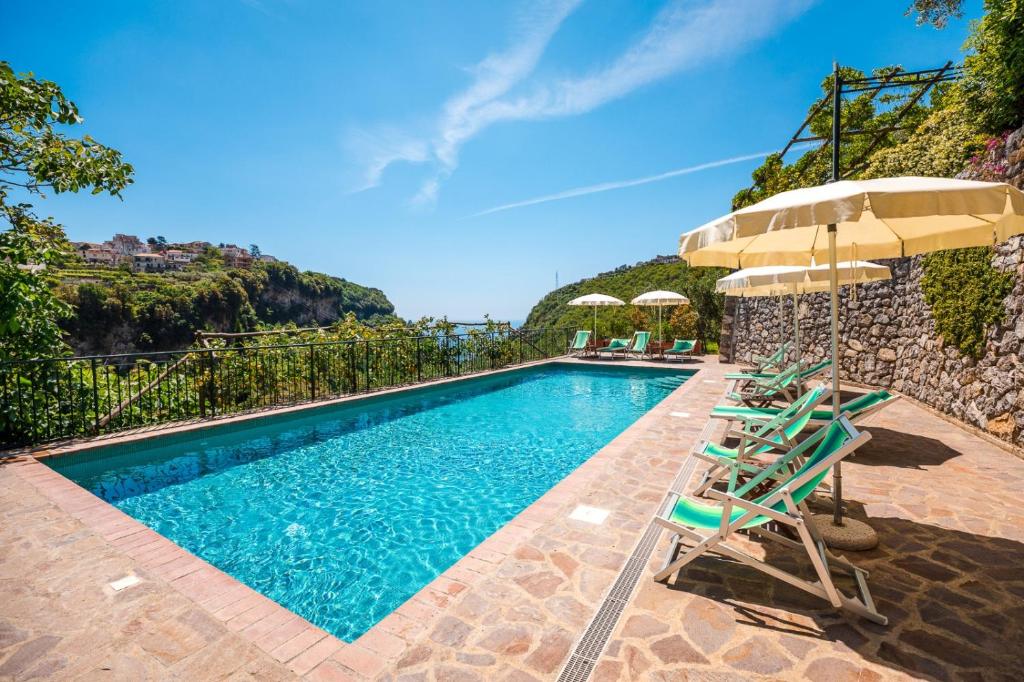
[681,176,1024,543]
[630,290,690,345]
[717,262,892,377]
[567,293,625,341]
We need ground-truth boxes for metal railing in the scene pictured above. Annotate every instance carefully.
[0,328,573,448]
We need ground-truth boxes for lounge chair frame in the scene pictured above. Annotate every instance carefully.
[654,417,886,625]
[712,390,901,440]
[693,386,830,495]
[567,330,592,357]
[664,339,697,362]
[625,331,652,360]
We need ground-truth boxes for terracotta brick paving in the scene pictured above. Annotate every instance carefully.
[2,357,1023,681]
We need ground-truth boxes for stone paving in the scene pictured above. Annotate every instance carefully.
[597,392,1024,682]
[2,357,1023,681]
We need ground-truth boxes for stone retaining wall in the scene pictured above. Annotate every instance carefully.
[718,126,1024,450]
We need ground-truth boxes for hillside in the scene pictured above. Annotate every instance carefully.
[57,260,396,355]
[524,256,726,349]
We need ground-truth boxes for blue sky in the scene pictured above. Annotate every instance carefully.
[4,0,979,320]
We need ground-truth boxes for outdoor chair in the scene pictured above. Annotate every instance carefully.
[567,330,592,357]
[653,416,886,625]
[726,364,802,406]
[596,337,631,359]
[663,339,697,361]
[742,341,792,373]
[693,385,830,495]
[625,331,652,359]
[711,389,900,434]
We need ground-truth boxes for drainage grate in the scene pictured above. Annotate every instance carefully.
[557,454,699,682]
[557,384,725,682]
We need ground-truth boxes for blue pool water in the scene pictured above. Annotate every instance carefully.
[49,363,689,641]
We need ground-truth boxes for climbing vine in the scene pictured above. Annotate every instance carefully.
[920,247,1014,357]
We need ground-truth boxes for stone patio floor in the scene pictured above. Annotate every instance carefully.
[1,357,1022,681]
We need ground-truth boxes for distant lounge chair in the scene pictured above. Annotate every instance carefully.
[663,339,696,361]
[726,364,802,406]
[693,385,830,495]
[743,341,792,373]
[567,330,592,357]
[653,416,886,625]
[625,331,651,359]
[711,389,900,432]
[596,337,631,359]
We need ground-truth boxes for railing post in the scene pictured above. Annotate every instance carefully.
[90,357,101,434]
[208,350,217,417]
[365,341,370,392]
[308,344,316,400]
[519,332,524,364]
[416,336,422,382]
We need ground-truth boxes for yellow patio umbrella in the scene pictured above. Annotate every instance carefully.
[716,262,892,378]
[630,290,690,346]
[681,176,1024,543]
[567,293,625,341]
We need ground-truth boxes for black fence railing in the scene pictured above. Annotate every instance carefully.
[0,328,573,448]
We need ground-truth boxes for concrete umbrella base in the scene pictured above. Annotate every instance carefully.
[812,514,879,551]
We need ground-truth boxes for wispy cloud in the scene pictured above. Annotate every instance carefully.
[468,150,776,217]
[349,0,815,204]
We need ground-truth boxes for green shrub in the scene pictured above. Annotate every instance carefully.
[921,247,1014,357]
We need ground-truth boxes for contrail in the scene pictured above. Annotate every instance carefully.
[468,150,778,218]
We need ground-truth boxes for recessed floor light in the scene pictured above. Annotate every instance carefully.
[670,411,691,418]
[569,505,610,525]
[109,575,141,591]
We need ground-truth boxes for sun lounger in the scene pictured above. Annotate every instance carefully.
[596,337,631,359]
[742,341,792,373]
[567,330,592,357]
[711,389,900,433]
[726,364,802,406]
[663,339,697,361]
[693,386,830,495]
[653,416,886,624]
[625,331,651,359]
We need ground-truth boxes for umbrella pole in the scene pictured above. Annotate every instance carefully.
[658,304,663,346]
[792,288,802,396]
[593,307,598,344]
[827,224,843,525]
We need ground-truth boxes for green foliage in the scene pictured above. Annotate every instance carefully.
[56,261,396,354]
[907,0,964,27]
[861,103,987,179]
[920,247,1014,357]
[0,220,73,361]
[524,258,726,349]
[958,0,1024,132]
[1,61,134,361]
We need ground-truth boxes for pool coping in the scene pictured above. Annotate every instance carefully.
[6,356,711,679]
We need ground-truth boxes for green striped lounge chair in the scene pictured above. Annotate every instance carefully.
[596,337,631,359]
[727,363,802,406]
[625,331,652,359]
[743,341,792,373]
[653,416,886,625]
[567,330,591,357]
[692,385,830,496]
[664,339,696,361]
[711,389,900,433]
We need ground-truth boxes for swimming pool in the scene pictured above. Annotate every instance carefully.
[48,363,690,641]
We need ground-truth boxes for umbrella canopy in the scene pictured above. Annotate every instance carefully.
[681,176,1024,534]
[567,293,624,341]
[716,262,891,297]
[630,290,690,306]
[681,177,1024,268]
[717,262,892,375]
[631,291,690,345]
[567,293,626,306]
